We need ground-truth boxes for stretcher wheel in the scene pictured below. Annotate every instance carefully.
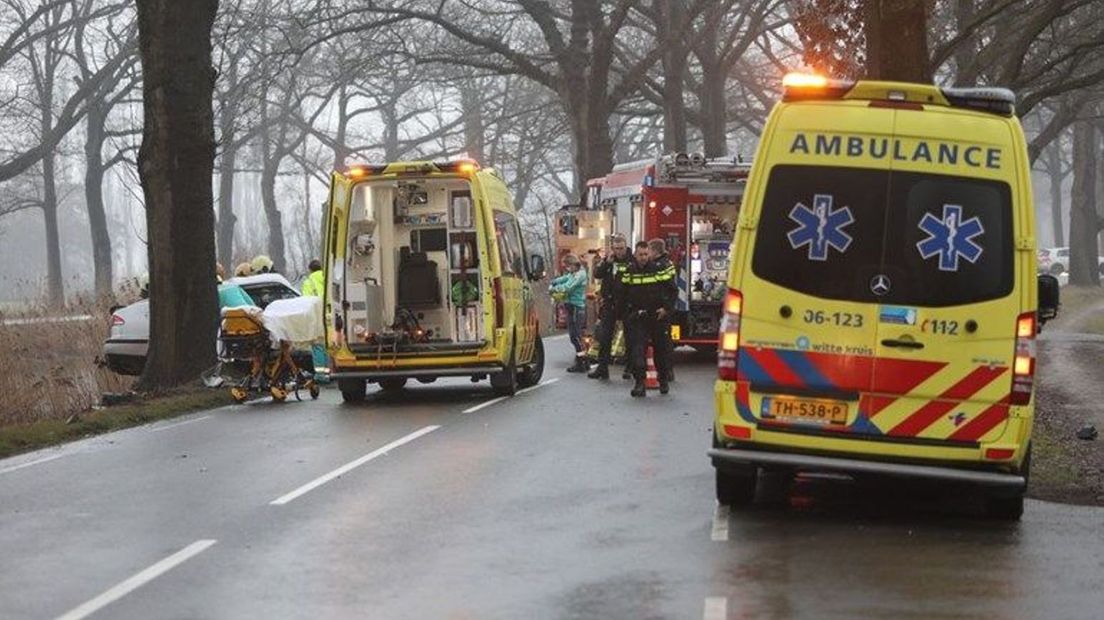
[270,386,288,402]
[230,387,248,403]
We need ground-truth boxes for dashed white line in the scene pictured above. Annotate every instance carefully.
[148,415,212,433]
[462,396,509,414]
[270,425,440,505]
[711,504,730,541]
[703,596,728,620]
[462,377,561,413]
[55,539,216,620]
[516,377,560,395]
[0,453,66,476]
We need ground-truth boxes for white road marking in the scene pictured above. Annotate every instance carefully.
[462,377,561,413]
[270,425,440,505]
[516,377,560,395]
[0,453,66,476]
[703,596,728,620]
[710,504,730,542]
[54,539,216,620]
[148,415,212,433]
[462,396,509,414]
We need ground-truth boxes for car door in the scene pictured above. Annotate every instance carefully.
[867,110,1018,444]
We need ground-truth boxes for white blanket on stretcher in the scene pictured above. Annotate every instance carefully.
[260,296,323,345]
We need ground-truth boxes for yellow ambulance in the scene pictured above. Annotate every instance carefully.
[710,74,1061,519]
[322,160,546,403]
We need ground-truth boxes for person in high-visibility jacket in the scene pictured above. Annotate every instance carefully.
[619,241,677,397]
[300,259,329,381]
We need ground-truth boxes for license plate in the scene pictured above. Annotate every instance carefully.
[670,325,681,340]
[762,397,848,424]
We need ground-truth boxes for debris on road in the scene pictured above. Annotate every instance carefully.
[1077,424,1098,441]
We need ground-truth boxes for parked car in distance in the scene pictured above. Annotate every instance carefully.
[103,273,302,376]
[1037,246,1104,276]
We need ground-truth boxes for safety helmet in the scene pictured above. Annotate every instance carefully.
[250,255,273,273]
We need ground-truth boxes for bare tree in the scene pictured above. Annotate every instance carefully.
[134,0,220,389]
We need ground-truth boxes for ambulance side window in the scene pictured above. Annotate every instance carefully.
[494,211,524,277]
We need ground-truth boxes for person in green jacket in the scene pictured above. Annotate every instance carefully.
[300,259,329,382]
[217,282,255,309]
[550,253,590,373]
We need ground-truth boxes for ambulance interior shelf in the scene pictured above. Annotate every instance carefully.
[341,180,485,347]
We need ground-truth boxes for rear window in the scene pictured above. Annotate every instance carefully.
[751,164,1013,307]
[241,284,297,309]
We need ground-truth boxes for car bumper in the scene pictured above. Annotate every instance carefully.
[708,447,1026,490]
[104,338,148,357]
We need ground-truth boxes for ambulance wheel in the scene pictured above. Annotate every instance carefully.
[378,378,407,393]
[270,386,288,402]
[339,378,366,403]
[984,447,1029,521]
[716,464,758,507]
[517,338,544,388]
[491,348,518,397]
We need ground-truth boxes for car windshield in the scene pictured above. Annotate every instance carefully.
[751,164,1013,307]
[240,283,298,308]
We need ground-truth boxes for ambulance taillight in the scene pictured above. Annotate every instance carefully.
[1010,312,1036,405]
[717,289,743,381]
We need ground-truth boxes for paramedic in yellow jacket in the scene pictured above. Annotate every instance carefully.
[301,259,329,381]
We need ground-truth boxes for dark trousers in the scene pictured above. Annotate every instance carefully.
[594,305,617,365]
[626,314,672,380]
[565,304,586,354]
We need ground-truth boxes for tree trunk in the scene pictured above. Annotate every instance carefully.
[658,0,688,153]
[260,163,286,274]
[85,100,114,299]
[952,0,978,86]
[460,84,486,163]
[1047,140,1064,247]
[41,151,63,308]
[215,66,240,269]
[135,0,220,390]
[1068,120,1098,286]
[864,0,932,83]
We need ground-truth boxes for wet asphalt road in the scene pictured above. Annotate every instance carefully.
[1,334,1103,619]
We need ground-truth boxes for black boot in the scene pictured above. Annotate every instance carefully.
[658,378,670,394]
[567,357,588,373]
[587,364,609,380]
[622,368,632,381]
[631,378,646,397]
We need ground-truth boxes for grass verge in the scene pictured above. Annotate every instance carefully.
[0,389,232,460]
[1050,285,1104,334]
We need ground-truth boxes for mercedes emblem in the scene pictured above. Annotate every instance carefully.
[870,274,891,296]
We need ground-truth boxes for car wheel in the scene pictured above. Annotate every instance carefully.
[517,337,545,388]
[716,465,758,507]
[1050,263,1065,275]
[379,378,408,392]
[339,378,366,403]
[490,344,518,397]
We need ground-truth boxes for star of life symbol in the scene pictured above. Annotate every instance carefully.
[916,204,984,272]
[787,194,854,261]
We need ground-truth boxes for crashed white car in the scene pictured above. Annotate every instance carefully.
[103,273,304,376]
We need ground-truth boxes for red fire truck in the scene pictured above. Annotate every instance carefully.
[589,153,751,350]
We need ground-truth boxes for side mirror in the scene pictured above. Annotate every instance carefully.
[1038,273,1060,325]
[528,254,546,281]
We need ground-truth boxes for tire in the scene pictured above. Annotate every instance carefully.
[490,342,518,397]
[984,445,1030,521]
[1049,262,1065,275]
[338,378,366,403]
[378,378,408,393]
[716,465,758,507]
[517,337,545,388]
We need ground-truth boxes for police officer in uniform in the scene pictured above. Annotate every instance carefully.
[588,234,631,380]
[648,238,676,383]
[620,241,677,397]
